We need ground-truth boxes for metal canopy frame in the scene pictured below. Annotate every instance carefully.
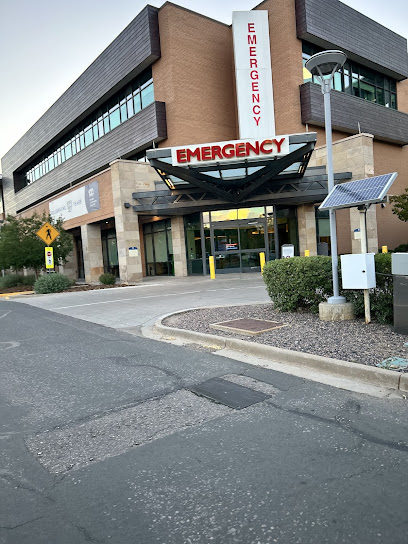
[125,133,352,215]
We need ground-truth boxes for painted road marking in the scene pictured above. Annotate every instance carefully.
[51,286,265,310]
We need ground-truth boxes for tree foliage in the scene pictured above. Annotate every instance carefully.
[0,213,73,273]
[390,188,408,222]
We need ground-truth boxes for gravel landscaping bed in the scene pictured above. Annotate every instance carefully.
[163,304,408,369]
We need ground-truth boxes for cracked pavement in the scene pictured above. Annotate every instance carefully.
[1,299,408,543]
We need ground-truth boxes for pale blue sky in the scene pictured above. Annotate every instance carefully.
[0,0,407,170]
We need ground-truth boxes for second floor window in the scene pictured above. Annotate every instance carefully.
[302,42,397,110]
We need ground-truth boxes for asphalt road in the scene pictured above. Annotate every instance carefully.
[1,299,408,543]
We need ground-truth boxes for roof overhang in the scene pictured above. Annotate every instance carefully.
[126,133,352,215]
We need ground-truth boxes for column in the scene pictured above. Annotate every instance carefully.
[80,224,104,283]
[57,249,77,281]
[171,216,188,277]
[297,204,318,256]
[111,160,160,283]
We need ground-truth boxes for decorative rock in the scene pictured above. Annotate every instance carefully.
[319,302,354,322]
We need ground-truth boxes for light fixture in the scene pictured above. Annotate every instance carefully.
[305,50,347,305]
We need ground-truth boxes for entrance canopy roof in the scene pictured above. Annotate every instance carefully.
[126,133,352,215]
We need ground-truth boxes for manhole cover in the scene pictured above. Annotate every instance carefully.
[210,318,287,336]
[189,378,271,409]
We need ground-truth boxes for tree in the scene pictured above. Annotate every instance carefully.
[390,188,408,222]
[0,212,73,274]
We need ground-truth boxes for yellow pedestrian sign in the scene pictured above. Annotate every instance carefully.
[36,222,60,244]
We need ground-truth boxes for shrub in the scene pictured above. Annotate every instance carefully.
[0,274,37,289]
[263,256,333,313]
[263,253,394,323]
[393,243,408,253]
[0,274,23,289]
[99,273,116,285]
[34,273,72,294]
[19,275,37,286]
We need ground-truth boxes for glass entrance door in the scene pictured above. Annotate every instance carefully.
[211,219,266,273]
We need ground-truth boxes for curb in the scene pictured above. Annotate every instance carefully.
[154,309,407,393]
[0,291,34,298]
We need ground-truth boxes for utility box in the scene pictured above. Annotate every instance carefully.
[281,244,294,258]
[391,253,408,276]
[341,254,376,290]
[392,253,408,334]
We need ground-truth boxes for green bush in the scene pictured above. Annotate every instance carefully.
[263,256,333,313]
[0,274,37,289]
[0,274,22,289]
[393,243,408,253]
[19,275,36,286]
[263,253,394,323]
[34,273,72,294]
[99,273,116,285]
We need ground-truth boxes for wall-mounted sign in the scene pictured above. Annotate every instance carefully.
[49,181,100,221]
[129,247,139,257]
[171,136,289,167]
[232,11,275,139]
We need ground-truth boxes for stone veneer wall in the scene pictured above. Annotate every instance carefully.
[297,204,318,256]
[171,216,188,277]
[81,224,104,283]
[110,160,160,283]
[308,133,377,254]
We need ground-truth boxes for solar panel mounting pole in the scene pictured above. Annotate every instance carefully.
[359,205,371,323]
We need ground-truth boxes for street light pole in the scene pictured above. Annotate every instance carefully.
[305,51,347,304]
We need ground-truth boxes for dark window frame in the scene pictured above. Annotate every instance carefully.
[302,42,397,110]
[21,67,154,191]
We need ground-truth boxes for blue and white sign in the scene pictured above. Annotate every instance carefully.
[49,181,100,221]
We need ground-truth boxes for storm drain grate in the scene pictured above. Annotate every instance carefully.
[210,318,287,336]
[189,377,271,409]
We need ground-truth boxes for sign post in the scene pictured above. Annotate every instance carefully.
[36,222,60,272]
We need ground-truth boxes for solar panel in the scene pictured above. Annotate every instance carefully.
[319,173,398,211]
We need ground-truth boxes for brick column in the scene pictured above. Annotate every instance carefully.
[171,216,188,277]
[111,160,160,283]
[81,224,104,283]
[297,204,318,256]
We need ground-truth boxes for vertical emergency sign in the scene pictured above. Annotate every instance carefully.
[232,11,276,139]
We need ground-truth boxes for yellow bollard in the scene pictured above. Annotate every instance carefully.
[209,256,216,279]
[259,252,266,274]
[382,246,388,253]
[304,249,310,257]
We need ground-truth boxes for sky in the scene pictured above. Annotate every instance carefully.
[0,0,407,172]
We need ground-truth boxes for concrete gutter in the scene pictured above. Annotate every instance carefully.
[154,309,408,394]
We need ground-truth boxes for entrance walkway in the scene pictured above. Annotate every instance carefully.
[15,274,269,330]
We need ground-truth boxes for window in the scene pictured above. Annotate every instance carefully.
[21,67,154,190]
[84,126,93,147]
[141,80,154,107]
[302,42,397,109]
